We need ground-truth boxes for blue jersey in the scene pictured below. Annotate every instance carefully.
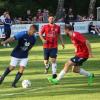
[11,31,36,58]
[4,18,11,30]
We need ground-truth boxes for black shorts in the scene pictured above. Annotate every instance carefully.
[44,48,58,60]
[70,56,88,66]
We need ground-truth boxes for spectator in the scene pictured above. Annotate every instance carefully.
[88,22,100,36]
[15,17,23,24]
[0,12,7,23]
[68,8,74,22]
[88,14,94,21]
[26,9,32,21]
[43,9,49,23]
[32,16,37,23]
[36,9,43,22]
[3,13,12,47]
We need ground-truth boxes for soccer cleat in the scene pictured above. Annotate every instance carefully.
[12,84,17,88]
[48,77,53,83]
[88,73,94,86]
[53,74,57,79]
[0,77,4,84]
[48,77,59,85]
[51,79,59,85]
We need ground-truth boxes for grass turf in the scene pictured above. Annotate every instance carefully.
[0,34,100,100]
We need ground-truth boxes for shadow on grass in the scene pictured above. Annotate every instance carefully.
[0,75,100,99]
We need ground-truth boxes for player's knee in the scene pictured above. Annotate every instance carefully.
[44,60,49,64]
[51,58,56,63]
[9,66,15,71]
[19,66,25,73]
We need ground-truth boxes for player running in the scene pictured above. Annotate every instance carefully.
[48,24,94,86]
[0,25,37,88]
[39,14,64,78]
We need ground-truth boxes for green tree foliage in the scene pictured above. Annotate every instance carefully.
[0,0,99,17]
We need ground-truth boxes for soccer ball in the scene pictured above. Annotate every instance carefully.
[22,80,31,88]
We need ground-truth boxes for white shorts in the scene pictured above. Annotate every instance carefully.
[10,57,28,67]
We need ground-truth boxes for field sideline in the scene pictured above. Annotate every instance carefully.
[0,34,100,100]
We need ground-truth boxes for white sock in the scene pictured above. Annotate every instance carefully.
[79,68,91,77]
[57,70,66,80]
[45,63,49,69]
[52,63,57,75]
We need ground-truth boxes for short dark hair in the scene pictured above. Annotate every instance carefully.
[65,24,74,31]
[30,24,38,31]
[48,13,54,17]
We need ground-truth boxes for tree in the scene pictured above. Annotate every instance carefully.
[56,0,65,20]
[88,0,96,16]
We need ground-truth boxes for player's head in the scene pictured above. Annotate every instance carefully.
[48,14,55,24]
[65,24,74,36]
[28,25,37,35]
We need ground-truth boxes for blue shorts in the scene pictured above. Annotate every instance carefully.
[70,56,88,66]
[44,48,58,60]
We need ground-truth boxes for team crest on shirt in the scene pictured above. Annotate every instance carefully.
[21,41,30,51]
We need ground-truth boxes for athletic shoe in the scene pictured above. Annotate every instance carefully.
[52,74,57,79]
[12,84,17,88]
[48,77,59,85]
[88,73,94,86]
[48,77,53,83]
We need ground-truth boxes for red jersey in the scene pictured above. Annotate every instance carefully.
[40,24,60,48]
[71,32,89,58]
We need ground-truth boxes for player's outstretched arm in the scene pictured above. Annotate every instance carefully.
[1,37,15,45]
[86,40,93,58]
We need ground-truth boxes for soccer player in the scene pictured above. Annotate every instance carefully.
[0,25,37,88]
[39,14,64,78]
[48,24,94,86]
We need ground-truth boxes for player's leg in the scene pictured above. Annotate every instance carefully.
[12,58,28,87]
[0,57,18,84]
[50,58,57,78]
[44,60,50,74]
[72,66,91,76]
[48,59,74,84]
[44,48,50,74]
[72,65,94,85]
[50,48,58,78]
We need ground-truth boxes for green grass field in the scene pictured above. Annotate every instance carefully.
[0,34,100,100]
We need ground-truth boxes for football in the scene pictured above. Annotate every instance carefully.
[22,80,31,88]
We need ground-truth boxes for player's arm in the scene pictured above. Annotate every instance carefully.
[39,32,47,44]
[39,26,47,44]
[58,26,65,49]
[1,31,25,45]
[85,40,93,58]
[1,37,15,45]
[59,34,65,49]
